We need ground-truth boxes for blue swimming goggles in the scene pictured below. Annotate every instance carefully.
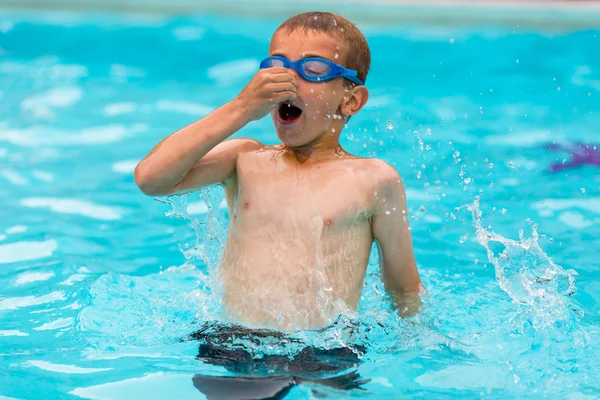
[259,56,365,86]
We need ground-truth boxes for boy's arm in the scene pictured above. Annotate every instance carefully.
[134,67,298,196]
[371,164,424,317]
[134,101,257,196]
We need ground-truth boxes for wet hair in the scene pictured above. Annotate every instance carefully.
[275,12,371,85]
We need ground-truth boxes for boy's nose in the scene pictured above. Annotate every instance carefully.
[288,67,302,83]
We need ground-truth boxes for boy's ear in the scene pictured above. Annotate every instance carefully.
[340,85,369,117]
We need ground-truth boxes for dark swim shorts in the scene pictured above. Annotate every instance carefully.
[187,322,369,400]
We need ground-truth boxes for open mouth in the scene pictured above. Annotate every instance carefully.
[278,103,303,125]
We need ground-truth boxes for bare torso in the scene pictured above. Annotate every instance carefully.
[219,146,379,332]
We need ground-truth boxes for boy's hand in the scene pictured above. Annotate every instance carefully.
[235,68,298,122]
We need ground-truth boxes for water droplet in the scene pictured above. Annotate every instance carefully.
[460,234,469,243]
[334,53,339,59]
[419,206,427,212]
[581,188,586,194]
[385,210,391,215]
[449,37,455,44]
[501,208,507,214]
[474,259,479,264]
[386,124,393,130]
[516,59,519,63]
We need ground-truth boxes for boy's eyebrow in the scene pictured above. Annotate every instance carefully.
[271,52,329,60]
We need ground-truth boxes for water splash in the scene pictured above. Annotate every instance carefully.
[163,186,226,303]
[77,188,229,357]
[466,196,581,332]
[77,264,217,358]
[450,196,594,394]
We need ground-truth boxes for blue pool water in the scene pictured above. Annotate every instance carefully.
[1,9,599,399]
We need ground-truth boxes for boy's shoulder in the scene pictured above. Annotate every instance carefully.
[340,155,402,182]
[326,155,404,200]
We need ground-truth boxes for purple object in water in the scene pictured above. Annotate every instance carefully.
[546,143,600,172]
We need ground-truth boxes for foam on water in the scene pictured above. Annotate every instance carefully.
[15,271,55,285]
[5,225,27,234]
[24,360,111,374]
[172,26,206,41]
[0,292,65,311]
[33,317,74,331]
[532,197,600,215]
[109,64,146,82]
[31,170,55,182]
[104,102,137,117]
[21,86,83,119]
[0,239,58,264]
[0,330,29,337]
[111,160,138,174]
[0,125,140,147]
[0,170,28,186]
[155,100,214,117]
[21,198,124,221]
[558,211,595,229]
[0,59,88,82]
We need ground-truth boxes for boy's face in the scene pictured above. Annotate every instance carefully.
[268,29,352,147]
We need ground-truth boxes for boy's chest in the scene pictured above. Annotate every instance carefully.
[232,155,373,231]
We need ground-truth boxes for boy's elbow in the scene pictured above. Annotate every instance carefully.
[134,163,169,196]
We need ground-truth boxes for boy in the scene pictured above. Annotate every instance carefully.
[135,12,423,335]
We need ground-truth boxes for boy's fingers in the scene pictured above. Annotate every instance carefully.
[270,82,297,93]
[264,72,298,87]
[261,67,289,74]
[270,90,297,103]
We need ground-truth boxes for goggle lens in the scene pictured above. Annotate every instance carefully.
[266,59,285,68]
[301,60,331,77]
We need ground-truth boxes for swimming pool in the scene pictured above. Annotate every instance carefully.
[1,5,599,399]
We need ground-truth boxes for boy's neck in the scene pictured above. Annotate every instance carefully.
[282,127,347,163]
